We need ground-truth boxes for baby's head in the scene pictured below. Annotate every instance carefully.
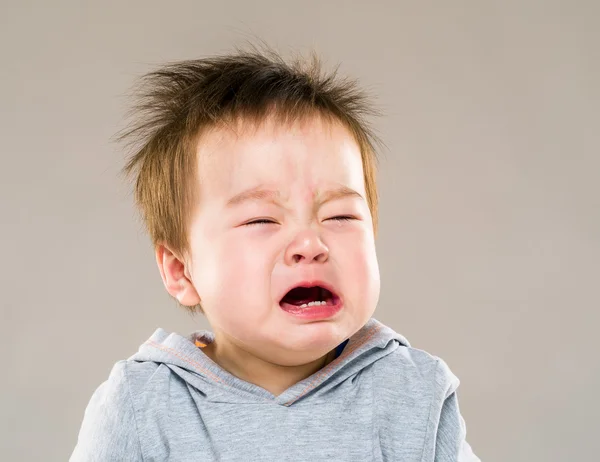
[118,47,383,364]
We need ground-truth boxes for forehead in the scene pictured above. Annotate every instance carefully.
[194,114,365,202]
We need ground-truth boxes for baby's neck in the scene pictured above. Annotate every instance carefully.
[201,341,335,397]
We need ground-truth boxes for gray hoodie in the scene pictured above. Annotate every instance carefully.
[70,317,480,461]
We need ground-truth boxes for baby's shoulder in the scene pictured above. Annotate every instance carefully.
[370,343,459,396]
[99,358,173,399]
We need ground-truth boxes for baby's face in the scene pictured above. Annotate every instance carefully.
[186,114,380,365]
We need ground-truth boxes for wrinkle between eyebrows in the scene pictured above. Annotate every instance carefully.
[226,184,364,209]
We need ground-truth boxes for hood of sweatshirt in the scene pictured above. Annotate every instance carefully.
[128,317,410,407]
[72,317,481,461]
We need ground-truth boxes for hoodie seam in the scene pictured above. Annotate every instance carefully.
[283,324,383,406]
[145,340,276,403]
[419,358,440,462]
[145,322,384,408]
[122,361,145,462]
[146,340,225,385]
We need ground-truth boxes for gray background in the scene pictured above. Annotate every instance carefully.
[2,1,599,461]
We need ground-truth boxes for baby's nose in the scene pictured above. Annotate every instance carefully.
[285,232,329,265]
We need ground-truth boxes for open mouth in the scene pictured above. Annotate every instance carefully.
[279,285,340,309]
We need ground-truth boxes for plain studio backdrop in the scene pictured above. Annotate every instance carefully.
[2,1,599,461]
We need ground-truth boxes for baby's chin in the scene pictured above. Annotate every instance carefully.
[215,299,368,344]
[270,313,355,346]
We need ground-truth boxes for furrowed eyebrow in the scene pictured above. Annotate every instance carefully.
[226,187,282,207]
[225,185,363,208]
[317,186,364,205]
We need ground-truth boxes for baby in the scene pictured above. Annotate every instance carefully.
[71,46,480,461]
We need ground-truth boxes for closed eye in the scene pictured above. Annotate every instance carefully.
[328,216,355,222]
[244,215,356,226]
[244,218,275,226]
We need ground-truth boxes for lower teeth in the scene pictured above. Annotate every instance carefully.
[298,300,328,308]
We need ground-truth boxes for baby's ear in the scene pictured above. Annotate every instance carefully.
[155,244,201,306]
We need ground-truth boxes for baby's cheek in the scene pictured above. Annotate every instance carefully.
[219,242,266,294]
[346,243,380,295]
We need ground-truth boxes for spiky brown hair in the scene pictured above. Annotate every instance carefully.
[115,44,383,315]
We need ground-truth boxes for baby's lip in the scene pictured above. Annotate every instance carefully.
[279,279,341,304]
